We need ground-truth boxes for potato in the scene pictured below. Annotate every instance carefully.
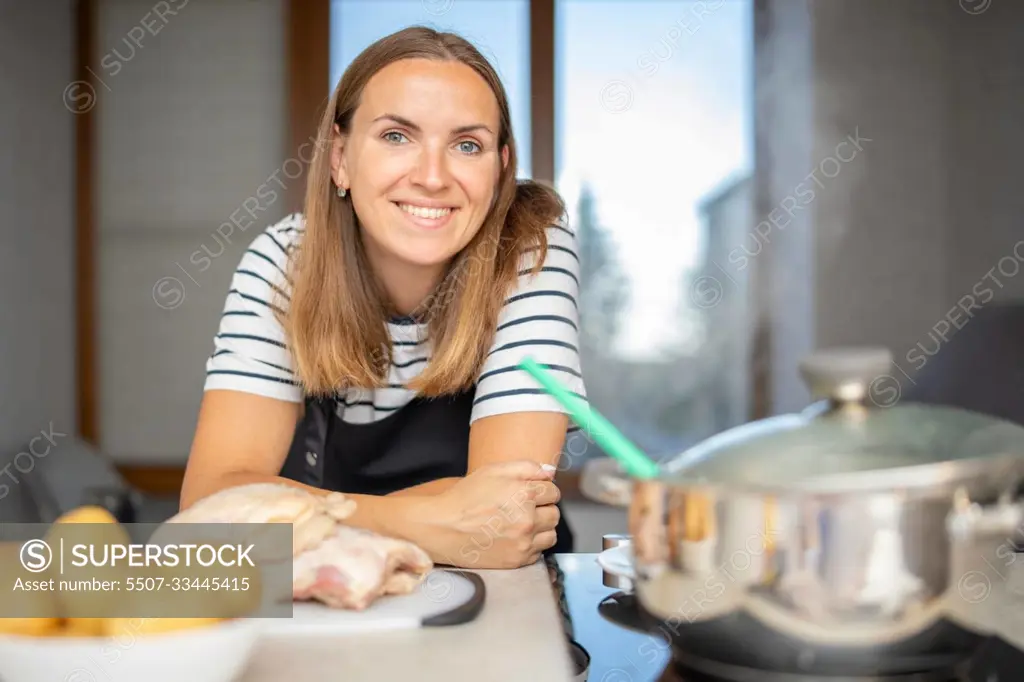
[61,617,106,636]
[0,543,62,636]
[0,575,62,637]
[103,617,226,637]
[2,614,64,638]
[0,508,259,639]
[0,617,62,637]
[42,505,133,622]
[45,504,132,552]
[52,505,121,526]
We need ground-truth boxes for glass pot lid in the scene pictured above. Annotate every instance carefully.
[660,347,1024,491]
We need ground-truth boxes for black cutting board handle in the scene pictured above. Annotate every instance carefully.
[422,569,486,627]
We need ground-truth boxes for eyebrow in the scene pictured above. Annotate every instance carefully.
[372,113,494,137]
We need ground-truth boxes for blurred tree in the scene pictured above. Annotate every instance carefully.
[574,183,630,357]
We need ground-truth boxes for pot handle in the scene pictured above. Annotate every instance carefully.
[798,347,895,404]
[947,485,1024,540]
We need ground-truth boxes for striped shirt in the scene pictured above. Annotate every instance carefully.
[204,213,587,428]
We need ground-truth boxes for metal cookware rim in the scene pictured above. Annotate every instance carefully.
[640,450,1024,498]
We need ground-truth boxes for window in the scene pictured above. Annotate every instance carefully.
[329,0,533,177]
[556,0,755,462]
[326,0,755,467]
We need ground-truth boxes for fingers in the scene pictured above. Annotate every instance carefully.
[529,481,561,506]
[531,529,557,554]
[483,460,557,481]
[535,503,560,532]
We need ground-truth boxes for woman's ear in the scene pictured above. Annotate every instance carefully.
[330,123,350,191]
[501,144,510,171]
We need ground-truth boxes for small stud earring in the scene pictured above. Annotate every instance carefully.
[337,186,347,198]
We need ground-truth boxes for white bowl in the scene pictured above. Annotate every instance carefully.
[0,618,261,682]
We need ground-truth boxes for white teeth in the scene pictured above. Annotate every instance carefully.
[398,203,452,219]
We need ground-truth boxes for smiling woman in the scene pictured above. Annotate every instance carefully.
[179,26,587,570]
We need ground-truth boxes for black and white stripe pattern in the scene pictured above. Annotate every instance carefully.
[204,213,587,426]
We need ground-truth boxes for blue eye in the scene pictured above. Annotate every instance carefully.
[457,140,481,155]
[383,131,408,144]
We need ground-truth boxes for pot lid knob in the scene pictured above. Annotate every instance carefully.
[798,347,894,404]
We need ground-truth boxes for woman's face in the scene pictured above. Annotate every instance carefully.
[331,58,509,274]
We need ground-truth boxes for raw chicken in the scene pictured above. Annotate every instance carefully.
[164,483,433,610]
[293,525,434,610]
[168,483,357,555]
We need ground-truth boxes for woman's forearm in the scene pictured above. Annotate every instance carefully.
[318,490,457,565]
[179,470,333,511]
[386,477,460,497]
[185,469,457,505]
[179,471,452,560]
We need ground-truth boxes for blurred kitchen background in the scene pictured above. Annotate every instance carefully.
[2,0,1023,551]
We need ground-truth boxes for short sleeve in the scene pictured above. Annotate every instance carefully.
[203,214,305,403]
[470,224,588,424]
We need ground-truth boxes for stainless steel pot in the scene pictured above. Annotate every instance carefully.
[622,347,1024,672]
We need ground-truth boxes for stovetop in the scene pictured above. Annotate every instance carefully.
[549,554,1024,682]
[654,666,965,681]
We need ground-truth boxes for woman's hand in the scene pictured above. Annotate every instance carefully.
[417,460,562,569]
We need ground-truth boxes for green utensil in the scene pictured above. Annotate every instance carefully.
[518,356,661,480]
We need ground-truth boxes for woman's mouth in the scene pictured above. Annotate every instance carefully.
[394,202,457,230]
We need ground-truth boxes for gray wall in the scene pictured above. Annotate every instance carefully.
[756,0,1024,413]
[0,0,287,472]
[0,0,77,457]
[944,2,1024,305]
[95,0,287,463]
[753,0,817,415]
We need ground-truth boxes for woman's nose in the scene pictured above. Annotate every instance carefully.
[409,146,451,192]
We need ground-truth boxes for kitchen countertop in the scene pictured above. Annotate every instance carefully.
[240,560,577,682]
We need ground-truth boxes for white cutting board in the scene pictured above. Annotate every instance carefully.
[259,568,485,638]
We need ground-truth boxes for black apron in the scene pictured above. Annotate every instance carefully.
[280,387,574,559]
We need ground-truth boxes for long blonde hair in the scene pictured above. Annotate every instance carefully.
[281,26,565,398]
